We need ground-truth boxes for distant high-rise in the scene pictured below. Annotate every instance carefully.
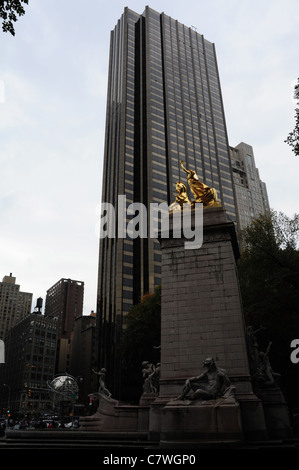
[0,311,57,414]
[0,274,32,340]
[45,278,84,373]
[69,312,97,403]
[97,6,238,396]
[230,142,270,231]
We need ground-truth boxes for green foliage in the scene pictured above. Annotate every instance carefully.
[0,0,28,36]
[239,211,299,311]
[120,286,161,401]
[285,78,299,156]
[238,211,299,407]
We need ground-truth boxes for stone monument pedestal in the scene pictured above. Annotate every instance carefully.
[149,206,268,444]
[79,394,138,431]
[79,392,157,434]
[256,387,292,439]
[159,397,242,447]
[80,205,291,446]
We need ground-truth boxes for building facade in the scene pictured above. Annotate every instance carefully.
[0,274,32,341]
[230,142,270,232]
[97,6,238,396]
[0,312,57,415]
[44,278,84,374]
[69,312,97,405]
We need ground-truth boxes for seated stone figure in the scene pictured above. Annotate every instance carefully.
[178,357,235,401]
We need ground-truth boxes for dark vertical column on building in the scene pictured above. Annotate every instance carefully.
[141,14,149,297]
[160,15,171,206]
[132,17,143,304]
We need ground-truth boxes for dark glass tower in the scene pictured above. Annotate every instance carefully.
[97,6,236,397]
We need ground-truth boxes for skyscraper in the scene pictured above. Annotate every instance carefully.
[97,6,237,396]
[45,278,84,373]
[0,311,57,414]
[0,274,32,340]
[230,142,270,231]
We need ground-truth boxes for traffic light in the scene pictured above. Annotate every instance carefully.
[28,389,31,397]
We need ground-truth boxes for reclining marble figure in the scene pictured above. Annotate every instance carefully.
[178,357,235,401]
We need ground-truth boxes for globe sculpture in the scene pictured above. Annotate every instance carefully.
[47,374,79,403]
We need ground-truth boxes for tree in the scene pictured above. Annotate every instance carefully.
[285,78,299,156]
[238,211,299,408]
[0,0,28,36]
[120,286,161,401]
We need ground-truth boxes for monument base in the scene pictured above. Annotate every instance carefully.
[236,393,269,440]
[79,393,157,433]
[79,207,292,445]
[148,393,268,443]
[159,397,243,447]
[155,206,269,442]
[255,387,293,439]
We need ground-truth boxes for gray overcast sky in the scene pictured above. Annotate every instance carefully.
[0,0,298,314]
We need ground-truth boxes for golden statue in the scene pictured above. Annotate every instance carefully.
[180,160,220,207]
[169,181,191,212]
